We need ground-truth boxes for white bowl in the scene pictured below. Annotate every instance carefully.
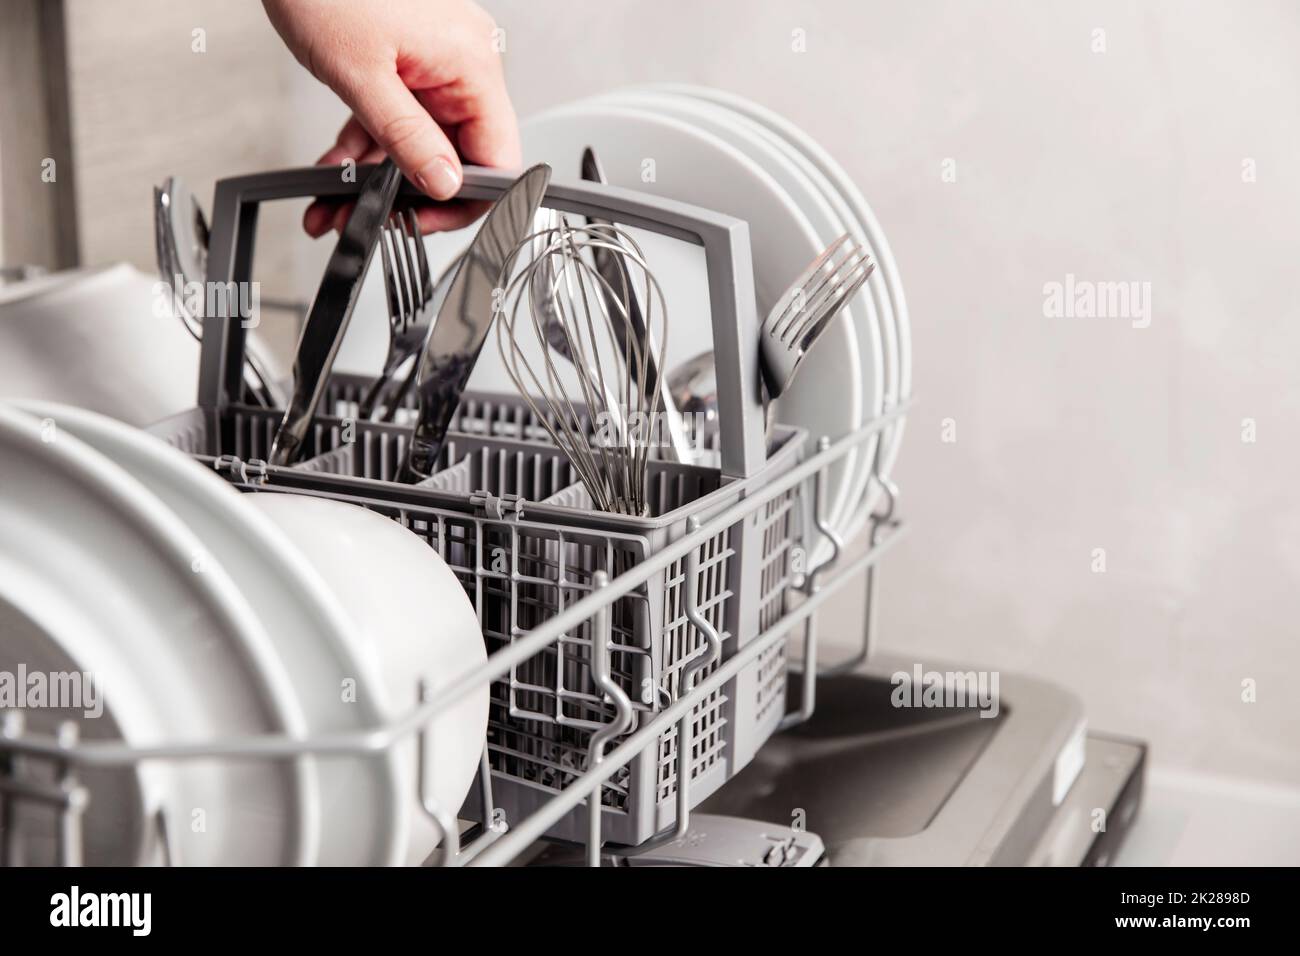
[15,400,404,865]
[0,402,313,865]
[0,263,284,427]
[245,493,490,865]
[0,265,199,425]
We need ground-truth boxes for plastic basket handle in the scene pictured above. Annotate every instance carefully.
[200,164,766,481]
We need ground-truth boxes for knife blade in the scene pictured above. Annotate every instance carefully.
[269,158,403,465]
[403,163,552,480]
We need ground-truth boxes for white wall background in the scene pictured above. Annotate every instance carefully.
[62,0,1300,794]
[481,0,1300,791]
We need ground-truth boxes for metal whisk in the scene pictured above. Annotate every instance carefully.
[496,216,669,517]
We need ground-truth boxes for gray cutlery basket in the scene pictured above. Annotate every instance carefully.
[159,166,809,847]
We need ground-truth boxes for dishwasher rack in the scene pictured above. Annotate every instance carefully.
[0,400,905,866]
[0,165,908,865]
[155,380,807,847]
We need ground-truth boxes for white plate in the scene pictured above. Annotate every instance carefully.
[516,102,864,520]
[0,582,159,865]
[595,88,886,550]
[15,401,407,866]
[245,493,490,865]
[0,403,311,865]
[655,85,911,499]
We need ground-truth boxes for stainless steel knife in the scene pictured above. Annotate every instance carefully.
[403,163,552,480]
[269,158,403,465]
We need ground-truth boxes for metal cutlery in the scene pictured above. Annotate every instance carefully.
[269,158,404,466]
[528,210,577,361]
[152,186,202,343]
[373,252,464,424]
[159,176,209,287]
[527,211,630,438]
[666,235,874,442]
[498,215,669,516]
[355,210,436,419]
[580,147,693,463]
[153,178,281,407]
[403,163,552,481]
[667,348,721,428]
[759,233,874,400]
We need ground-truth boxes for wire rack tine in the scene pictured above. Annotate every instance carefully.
[416,680,461,866]
[584,571,635,866]
[1,397,910,867]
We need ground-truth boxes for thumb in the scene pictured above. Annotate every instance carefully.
[339,71,463,200]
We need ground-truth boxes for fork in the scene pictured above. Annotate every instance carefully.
[760,233,875,401]
[356,210,436,419]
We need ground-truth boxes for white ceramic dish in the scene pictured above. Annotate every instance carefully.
[654,84,911,498]
[0,264,198,425]
[15,400,407,866]
[245,493,490,866]
[518,102,864,518]
[0,263,282,427]
[654,84,911,393]
[0,403,311,865]
[0,582,159,865]
[596,88,886,549]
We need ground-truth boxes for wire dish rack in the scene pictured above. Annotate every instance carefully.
[0,166,908,865]
[154,378,803,847]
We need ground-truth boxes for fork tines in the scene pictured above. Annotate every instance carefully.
[770,237,875,347]
[377,210,431,334]
[357,210,435,420]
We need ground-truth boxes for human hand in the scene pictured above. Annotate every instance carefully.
[263,0,521,236]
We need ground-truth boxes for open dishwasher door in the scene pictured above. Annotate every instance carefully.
[696,652,1145,867]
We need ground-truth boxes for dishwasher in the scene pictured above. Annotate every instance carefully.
[0,165,1145,868]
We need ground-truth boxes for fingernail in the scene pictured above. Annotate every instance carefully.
[414,157,461,199]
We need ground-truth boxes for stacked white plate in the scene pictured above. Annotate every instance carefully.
[456,87,910,555]
[0,400,488,866]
